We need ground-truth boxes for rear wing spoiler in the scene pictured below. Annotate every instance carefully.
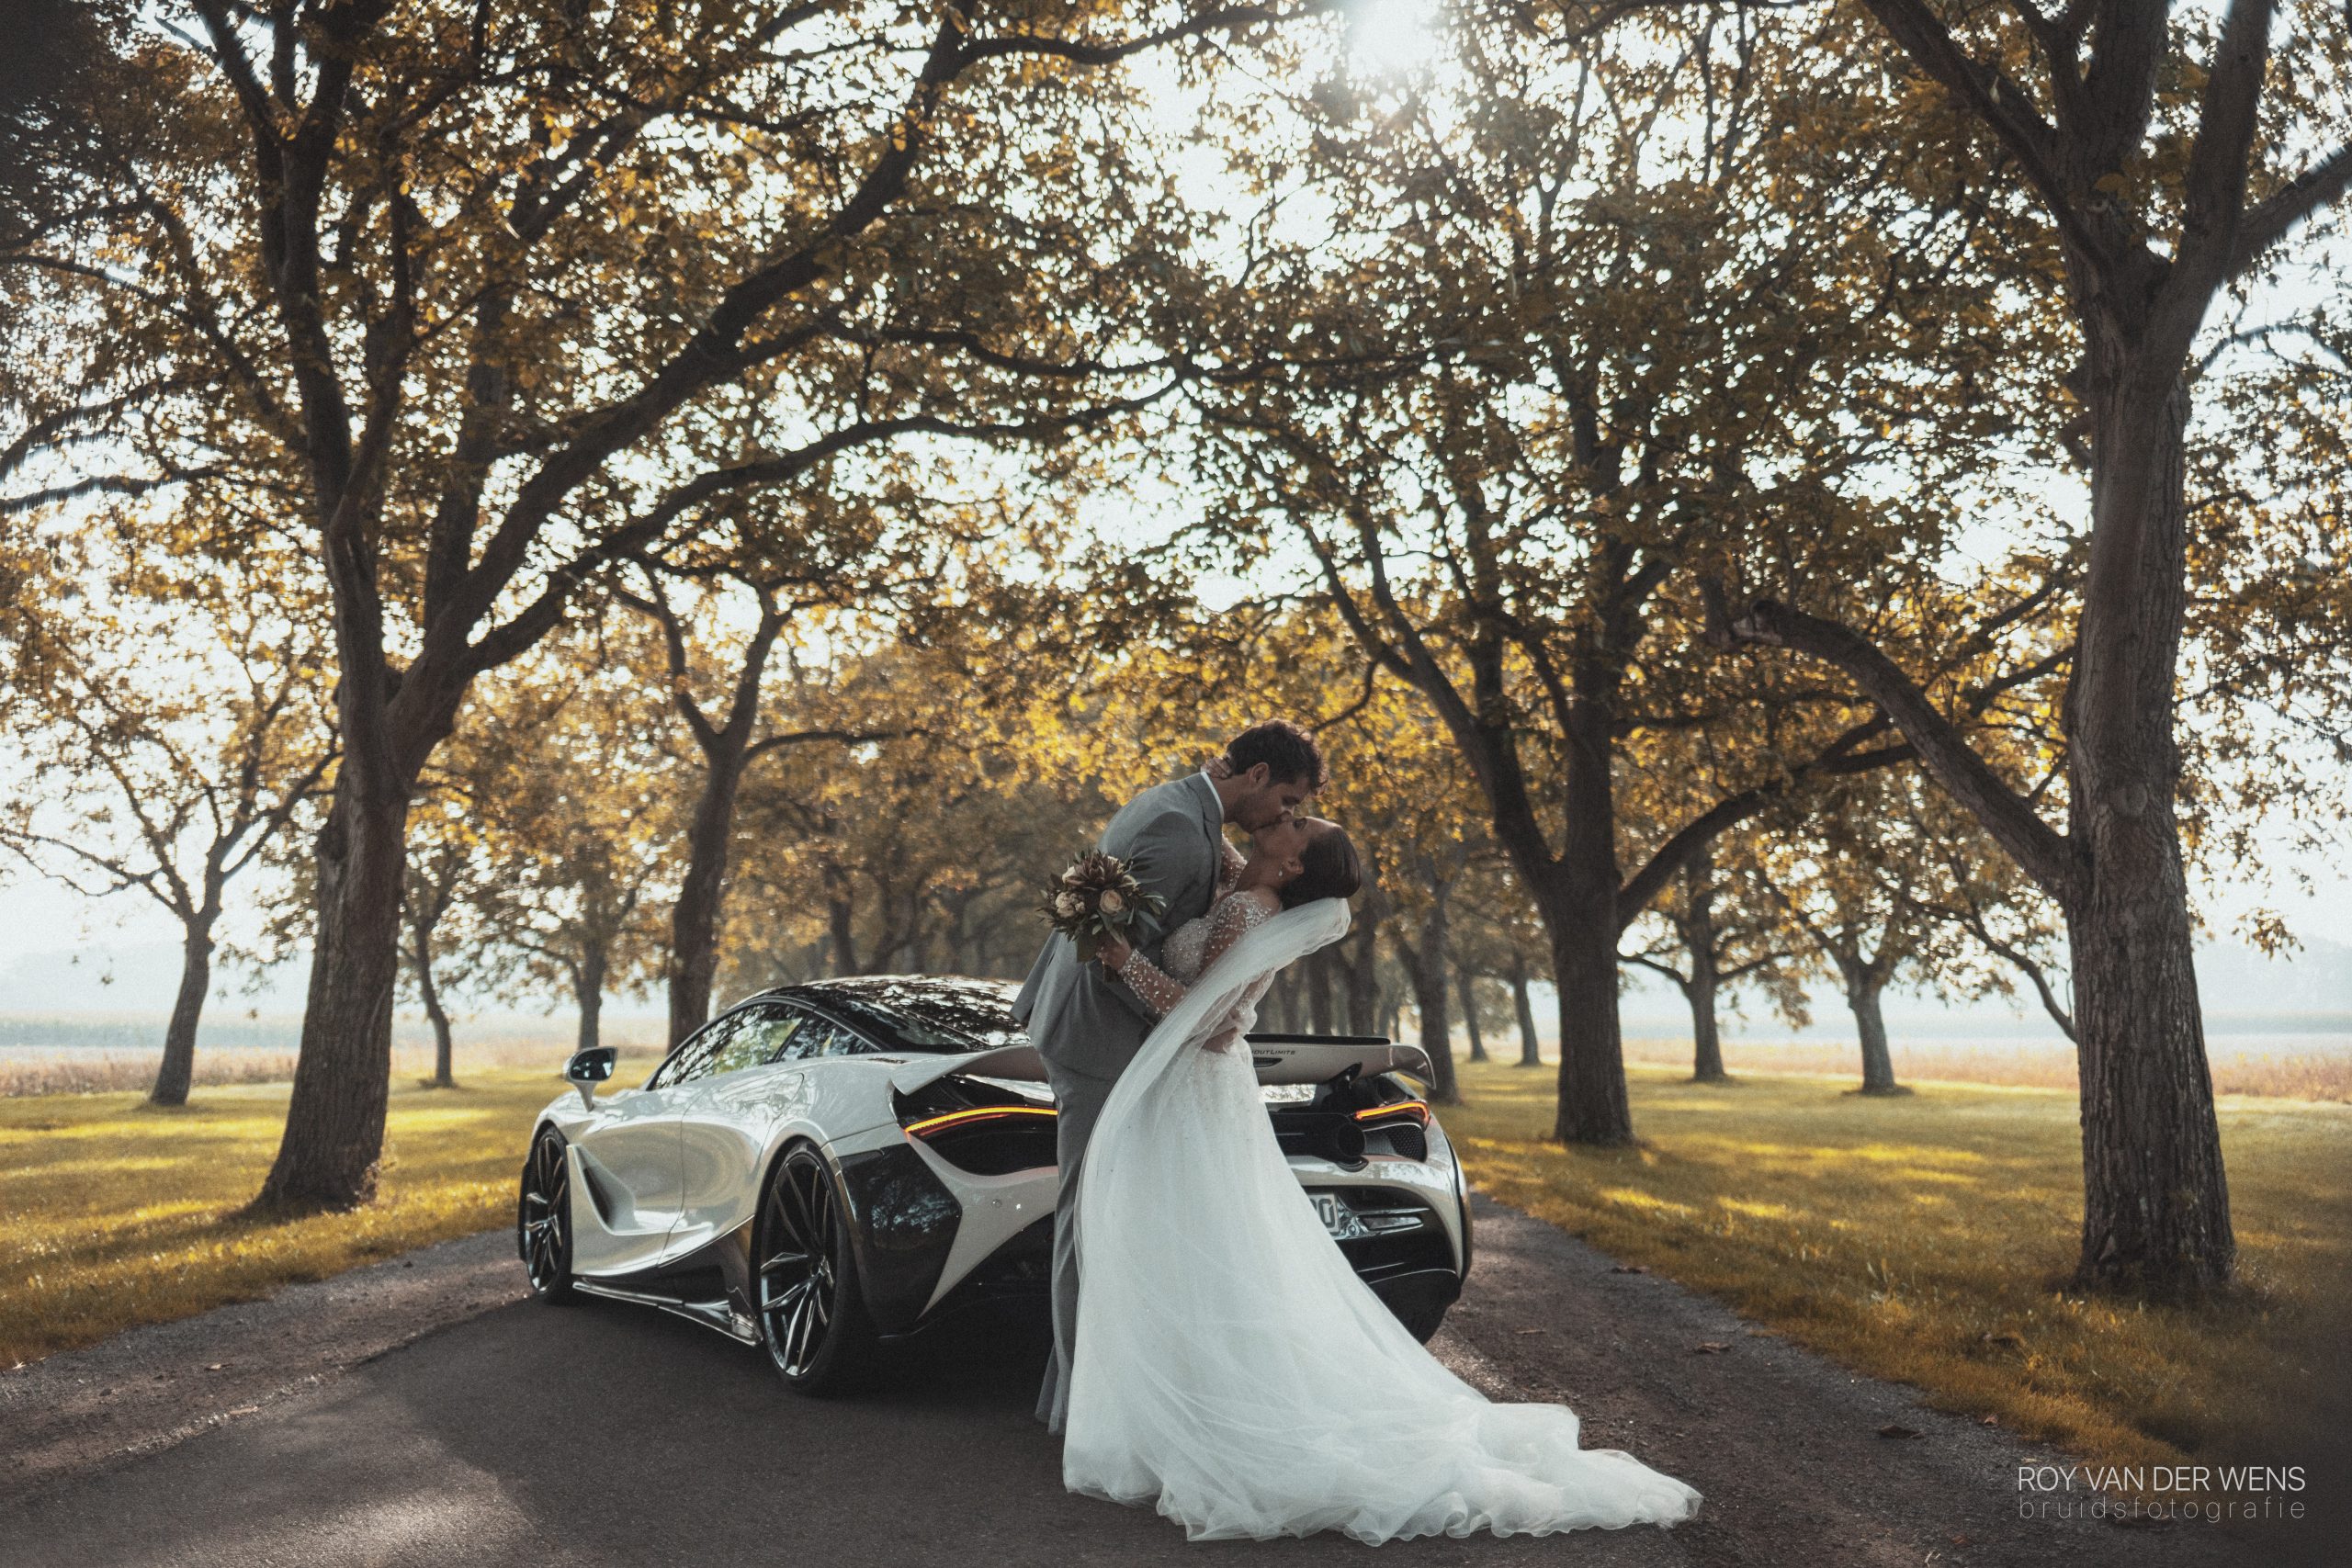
[886,1032,1430,1095]
[1238,1033,1432,1085]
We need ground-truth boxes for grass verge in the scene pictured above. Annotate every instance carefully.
[0,1064,650,1367]
[1443,1058,2352,1479]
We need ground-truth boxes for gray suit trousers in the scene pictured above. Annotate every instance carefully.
[1035,1055,1117,1434]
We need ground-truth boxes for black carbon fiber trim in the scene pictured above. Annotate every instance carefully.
[834,1143,962,1335]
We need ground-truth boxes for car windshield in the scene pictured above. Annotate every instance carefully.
[801,977,1029,1055]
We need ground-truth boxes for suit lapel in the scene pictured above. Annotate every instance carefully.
[1179,773,1223,921]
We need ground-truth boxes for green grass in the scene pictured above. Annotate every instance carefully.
[0,1066,621,1367]
[1443,1058,2352,1478]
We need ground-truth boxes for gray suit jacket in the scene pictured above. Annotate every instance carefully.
[1012,773,1226,1083]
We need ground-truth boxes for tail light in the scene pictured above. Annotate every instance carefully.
[1351,1098,1430,1162]
[896,1077,1058,1176]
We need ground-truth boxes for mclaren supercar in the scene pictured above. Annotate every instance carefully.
[518,976,1471,1392]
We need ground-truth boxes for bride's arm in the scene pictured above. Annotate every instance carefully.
[1195,893,1278,1053]
[1099,891,1278,1032]
[1101,938,1183,1018]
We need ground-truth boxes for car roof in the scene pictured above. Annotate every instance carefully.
[749,975,1025,1055]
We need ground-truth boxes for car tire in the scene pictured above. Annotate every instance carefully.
[754,1142,876,1394]
[1393,1298,1450,1343]
[517,1127,576,1303]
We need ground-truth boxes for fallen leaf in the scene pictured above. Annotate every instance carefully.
[1950,1534,1973,1546]
[1877,1423,1922,1438]
[1978,1414,1998,1427]
[1691,1342,1731,1355]
[205,1363,224,1371]
[1513,1327,1547,1336]
[1610,1264,1648,1274]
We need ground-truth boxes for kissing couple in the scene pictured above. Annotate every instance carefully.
[1012,720,1701,1543]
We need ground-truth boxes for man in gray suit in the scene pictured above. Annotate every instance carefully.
[1014,720,1328,1432]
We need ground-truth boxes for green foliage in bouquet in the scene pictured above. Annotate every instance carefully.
[1041,849,1165,964]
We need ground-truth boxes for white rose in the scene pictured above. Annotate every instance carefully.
[1055,890,1082,918]
[1099,888,1125,915]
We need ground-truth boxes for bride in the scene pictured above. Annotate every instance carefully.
[1076,818,1702,1543]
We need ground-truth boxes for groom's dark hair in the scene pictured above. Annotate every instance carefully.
[1224,720,1328,789]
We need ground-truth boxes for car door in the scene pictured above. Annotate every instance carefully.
[668,1003,817,1257]
[566,1012,744,1276]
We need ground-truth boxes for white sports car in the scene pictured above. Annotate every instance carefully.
[518,976,1472,1392]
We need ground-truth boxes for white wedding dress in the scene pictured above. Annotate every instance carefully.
[1064,894,1702,1543]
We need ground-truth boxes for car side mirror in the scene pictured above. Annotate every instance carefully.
[566,1046,617,1111]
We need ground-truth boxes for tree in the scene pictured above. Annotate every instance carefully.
[1757,784,1939,1096]
[723,635,1088,993]
[0,551,331,1105]
[1621,834,1798,1083]
[465,642,681,1055]
[1711,0,2352,1291]
[3,0,1283,1207]
[1195,5,2043,1144]
[619,568,883,1044]
[616,471,1057,1041]
[400,784,492,1088]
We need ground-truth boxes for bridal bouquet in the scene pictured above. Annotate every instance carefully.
[1041,850,1165,964]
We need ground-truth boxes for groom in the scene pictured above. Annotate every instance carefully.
[1014,719,1328,1432]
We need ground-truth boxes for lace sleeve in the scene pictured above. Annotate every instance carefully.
[1114,890,1277,1023]
[1196,893,1279,1053]
[1116,949,1186,1019]
[1199,888,1276,971]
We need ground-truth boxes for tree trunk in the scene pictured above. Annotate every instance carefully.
[1341,909,1383,1035]
[1544,876,1632,1145]
[256,789,410,1210]
[1545,663,1634,1144]
[1454,960,1488,1063]
[1680,848,1727,1081]
[1510,953,1543,1066]
[824,869,861,976]
[1307,950,1338,1034]
[2064,366,2231,1292]
[667,747,751,1046]
[407,900,456,1089]
[1396,920,1457,1105]
[574,942,608,1055]
[1687,969,1725,1084]
[150,908,219,1107]
[1848,974,1902,1095]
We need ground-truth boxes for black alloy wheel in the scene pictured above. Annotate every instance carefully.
[517,1129,575,1302]
[755,1144,874,1393]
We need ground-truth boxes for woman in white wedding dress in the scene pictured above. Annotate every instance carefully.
[1074,820,1702,1544]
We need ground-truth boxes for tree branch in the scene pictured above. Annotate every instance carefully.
[1705,586,2085,902]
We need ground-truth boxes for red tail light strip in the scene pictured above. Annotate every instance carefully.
[1352,1100,1430,1127]
[903,1104,1059,1138]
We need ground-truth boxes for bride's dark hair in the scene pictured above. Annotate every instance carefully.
[1281,820,1363,908]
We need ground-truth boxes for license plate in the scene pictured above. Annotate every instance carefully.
[1312,1192,1345,1236]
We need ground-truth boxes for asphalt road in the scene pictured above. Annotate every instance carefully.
[0,1198,2305,1568]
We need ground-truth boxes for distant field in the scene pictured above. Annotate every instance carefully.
[1615,1032,2352,1102]
[1444,1059,2352,1485]
[0,1015,672,1097]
